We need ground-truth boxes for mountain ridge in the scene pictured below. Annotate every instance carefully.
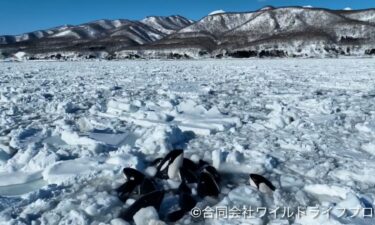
[1,7,375,60]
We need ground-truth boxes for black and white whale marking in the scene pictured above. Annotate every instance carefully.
[156,149,184,180]
[249,174,276,194]
[178,179,192,195]
[197,165,221,198]
[117,168,157,202]
[123,168,145,182]
[121,190,165,222]
[165,180,197,222]
[118,151,227,223]
[166,193,197,222]
[179,158,200,183]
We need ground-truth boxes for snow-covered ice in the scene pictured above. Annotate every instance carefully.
[0,58,375,225]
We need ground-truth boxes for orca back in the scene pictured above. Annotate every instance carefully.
[117,181,138,202]
[183,158,199,171]
[166,209,186,222]
[121,190,165,221]
[203,165,221,183]
[138,178,157,195]
[179,167,198,183]
[178,180,191,195]
[197,171,220,198]
[179,194,196,211]
[165,194,196,222]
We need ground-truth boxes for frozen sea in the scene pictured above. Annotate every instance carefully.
[0,58,375,225]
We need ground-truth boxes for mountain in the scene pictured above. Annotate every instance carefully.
[125,6,375,58]
[1,7,375,60]
[0,15,193,59]
[141,15,193,35]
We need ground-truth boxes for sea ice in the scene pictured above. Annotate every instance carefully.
[0,59,374,225]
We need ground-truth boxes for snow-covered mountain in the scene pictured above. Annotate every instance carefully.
[0,16,192,45]
[136,7,375,58]
[0,15,193,59]
[2,7,375,59]
[141,15,193,35]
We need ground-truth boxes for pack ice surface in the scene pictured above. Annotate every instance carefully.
[0,58,375,225]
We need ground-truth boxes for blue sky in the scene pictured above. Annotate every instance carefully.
[0,0,374,35]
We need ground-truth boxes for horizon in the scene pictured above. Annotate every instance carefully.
[1,0,375,36]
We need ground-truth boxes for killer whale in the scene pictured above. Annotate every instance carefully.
[156,149,184,180]
[117,168,157,202]
[249,173,276,194]
[121,190,165,222]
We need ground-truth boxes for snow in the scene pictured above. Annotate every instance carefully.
[14,51,26,60]
[133,206,160,225]
[211,149,222,169]
[140,16,193,35]
[208,186,263,225]
[0,58,375,225]
[0,171,42,186]
[52,30,81,38]
[42,157,112,185]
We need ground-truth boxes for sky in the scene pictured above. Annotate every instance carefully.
[0,0,374,35]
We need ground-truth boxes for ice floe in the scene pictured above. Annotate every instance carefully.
[0,59,375,225]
